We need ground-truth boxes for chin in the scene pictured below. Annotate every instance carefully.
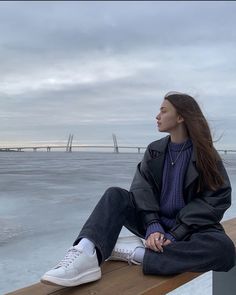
[158,127,169,134]
[158,127,165,132]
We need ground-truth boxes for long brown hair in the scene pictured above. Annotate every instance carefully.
[164,91,224,191]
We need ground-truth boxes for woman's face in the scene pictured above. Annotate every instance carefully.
[156,99,183,133]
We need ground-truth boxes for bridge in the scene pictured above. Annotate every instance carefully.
[0,134,235,154]
[0,133,146,153]
[0,145,236,154]
[0,145,146,153]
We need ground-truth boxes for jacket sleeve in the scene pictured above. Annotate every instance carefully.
[129,146,160,229]
[170,160,231,241]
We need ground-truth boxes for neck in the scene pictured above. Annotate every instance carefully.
[170,135,189,144]
[169,127,189,144]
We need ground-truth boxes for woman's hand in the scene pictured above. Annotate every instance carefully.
[145,232,171,252]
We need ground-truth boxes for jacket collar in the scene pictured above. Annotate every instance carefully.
[146,136,169,190]
[149,135,170,153]
[184,148,198,189]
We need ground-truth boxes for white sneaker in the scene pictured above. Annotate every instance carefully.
[108,235,144,265]
[41,245,101,287]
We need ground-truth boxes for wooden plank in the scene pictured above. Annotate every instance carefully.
[6,264,202,295]
[7,218,236,295]
[31,266,201,295]
[6,262,127,295]
[5,283,63,295]
[139,272,202,295]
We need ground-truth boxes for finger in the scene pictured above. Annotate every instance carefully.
[152,233,161,243]
[158,235,165,245]
[151,236,161,252]
[163,239,171,246]
[149,234,162,252]
[154,234,164,250]
[146,234,159,251]
[145,236,154,249]
[150,237,160,252]
[155,239,164,252]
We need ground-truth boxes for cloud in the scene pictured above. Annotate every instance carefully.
[0,1,236,147]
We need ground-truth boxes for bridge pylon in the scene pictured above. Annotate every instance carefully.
[66,134,74,152]
[112,133,119,153]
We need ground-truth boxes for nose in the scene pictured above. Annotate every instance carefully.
[156,113,160,121]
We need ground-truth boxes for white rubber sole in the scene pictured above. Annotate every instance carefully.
[41,267,101,287]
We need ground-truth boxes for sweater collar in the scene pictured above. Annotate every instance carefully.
[169,138,193,152]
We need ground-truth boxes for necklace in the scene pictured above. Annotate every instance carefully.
[168,141,187,166]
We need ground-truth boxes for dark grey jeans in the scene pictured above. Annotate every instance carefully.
[73,187,235,275]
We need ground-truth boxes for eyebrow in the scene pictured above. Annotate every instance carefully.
[160,107,167,110]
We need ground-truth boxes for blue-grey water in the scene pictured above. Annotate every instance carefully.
[0,151,236,294]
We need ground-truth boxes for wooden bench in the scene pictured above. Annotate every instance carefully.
[7,218,236,295]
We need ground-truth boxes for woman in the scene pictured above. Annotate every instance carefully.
[41,92,235,287]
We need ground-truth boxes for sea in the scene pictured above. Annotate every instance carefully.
[0,151,236,294]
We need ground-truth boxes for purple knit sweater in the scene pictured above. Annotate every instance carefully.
[145,138,193,242]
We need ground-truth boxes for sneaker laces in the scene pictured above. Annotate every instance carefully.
[55,247,82,269]
[112,248,135,265]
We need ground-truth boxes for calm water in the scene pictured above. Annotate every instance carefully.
[0,151,236,294]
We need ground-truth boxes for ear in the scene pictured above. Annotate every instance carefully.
[177,115,184,123]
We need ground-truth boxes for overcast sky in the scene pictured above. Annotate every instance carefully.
[0,1,236,149]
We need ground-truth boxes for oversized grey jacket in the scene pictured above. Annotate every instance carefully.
[130,136,231,241]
